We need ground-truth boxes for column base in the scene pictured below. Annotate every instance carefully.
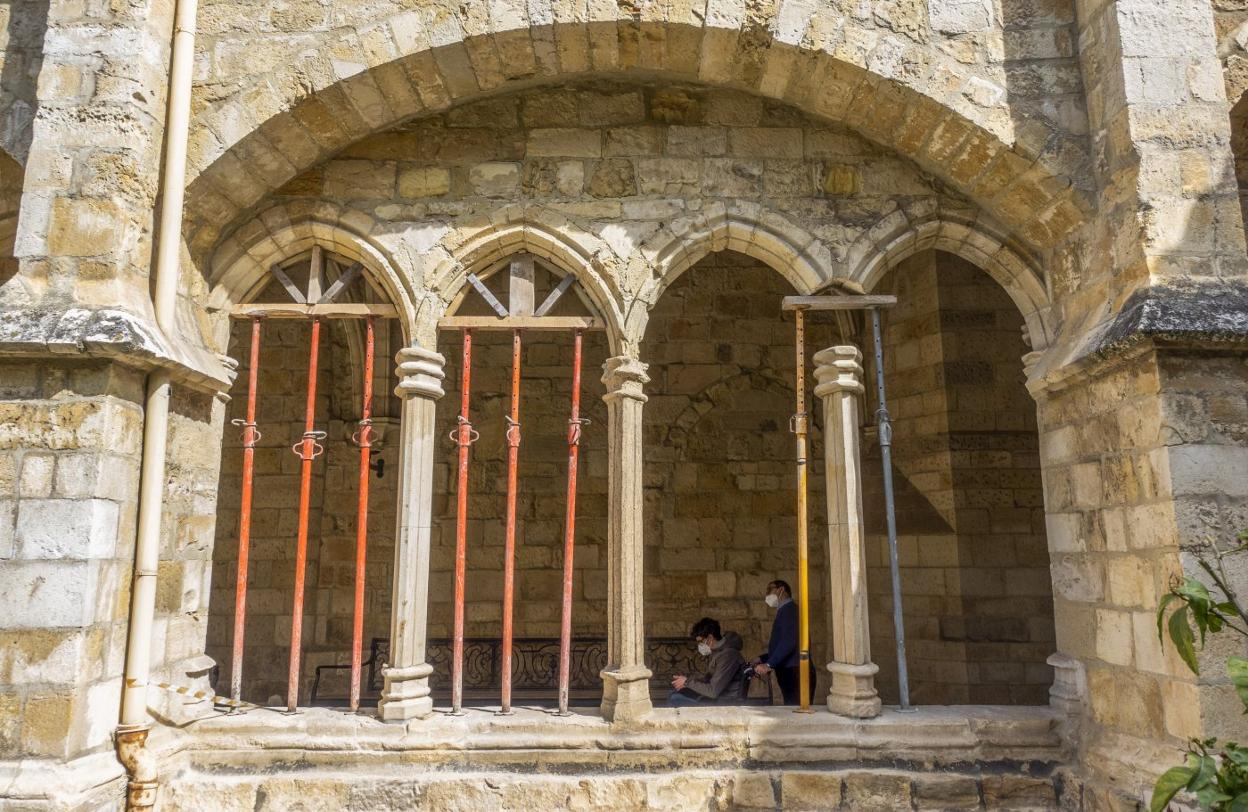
[600,665,653,723]
[826,661,882,718]
[1047,652,1086,716]
[378,662,434,721]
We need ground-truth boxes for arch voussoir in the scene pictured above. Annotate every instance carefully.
[187,7,1092,264]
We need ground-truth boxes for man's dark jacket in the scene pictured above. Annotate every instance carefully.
[686,631,745,700]
[762,600,799,668]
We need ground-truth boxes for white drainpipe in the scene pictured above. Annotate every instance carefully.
[116,0,199,807]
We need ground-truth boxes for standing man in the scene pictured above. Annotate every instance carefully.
[753,579,804,705]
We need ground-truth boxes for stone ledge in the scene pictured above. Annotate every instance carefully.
[174,705,1064,773]
[0,750,127,809]
[1095,282,1248,354]
[0,307,234,391]
[1029,281,1248,396]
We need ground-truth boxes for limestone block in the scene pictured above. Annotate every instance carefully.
[468,162,521,197]
[15,498,119,559]
[0,561,90,628]
[527,127,602,157]
[779,771,843,810]
[522,159,584,196]
[46,197,130,258]
[821,164,860,196]
[981,776,1057,810]
[578,89,645,126]
[587,159,637,197]
[0,499,13,558]
[322,160,396,199]
[604,126,664,156]
[912,774,981,810]
[841,772,913,811]
[18,454,54,498]
[21,692,74,757]
[398,165,451,198]
[728,127,803,159]
[730,771,777,809]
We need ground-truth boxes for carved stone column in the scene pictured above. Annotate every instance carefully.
[599,355,653,722]
[813,346,882,718]
[378,344,445,721]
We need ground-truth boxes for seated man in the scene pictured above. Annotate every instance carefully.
[667,617,745,707]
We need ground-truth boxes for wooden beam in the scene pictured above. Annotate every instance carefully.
[534,273,577,317]
[232,303,399,319]
[781,295,897,311]
[318,261,363,304]
[307,245,324,304]
[438,315,603,331]
[468,273,509,317]
[270,263,306,304]
[509,254,535,316]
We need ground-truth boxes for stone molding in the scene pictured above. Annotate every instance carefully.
[602,355,649,403]
[812,345,866,397]
[0,307,235,391]
[394,345,446,401]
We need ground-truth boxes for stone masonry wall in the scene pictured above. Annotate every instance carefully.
[0,359,222,761]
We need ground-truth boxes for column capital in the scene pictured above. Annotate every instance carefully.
[602,355,649,403]
[813,345,864,397]
[394,344,446,400]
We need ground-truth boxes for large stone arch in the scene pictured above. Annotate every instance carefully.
[426,206,629,353]
[185,10,1092,261]
[845,212,1054,350]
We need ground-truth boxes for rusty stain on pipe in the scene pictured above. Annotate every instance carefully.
[451,329,475,715]
[499,328,522,715]
[557,329,586,715]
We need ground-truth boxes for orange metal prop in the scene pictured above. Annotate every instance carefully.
[287,317,324,712]
[451,329,475,714]
[556,329,586,715]
[230,316,262,704]
[500,329,522,714]
[349,317,375,712]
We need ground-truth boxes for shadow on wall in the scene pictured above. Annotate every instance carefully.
[0,1,46,290]
[864,250,1056,706]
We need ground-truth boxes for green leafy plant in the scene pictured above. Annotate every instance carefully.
[1152,531,1248,812]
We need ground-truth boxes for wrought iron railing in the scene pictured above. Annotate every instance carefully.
[311,636,704,705]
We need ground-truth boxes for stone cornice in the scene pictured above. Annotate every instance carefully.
[0,307,235,393]
[1027,282,1248,397]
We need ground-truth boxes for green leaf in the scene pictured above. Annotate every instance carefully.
[1191,754,1218,791]
[1151,766,1197,812]
[1230,791,1248,812]
[1230,658,1248,712]
[1170,606,1201,675]
[1195,783,1232,810]
[1160,593,1180,641]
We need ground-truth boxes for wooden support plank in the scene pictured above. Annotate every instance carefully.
[781,295,897,311]
[509,254,536,316]
[438,315,603,331]
[468,273,509,317]
[534,273,577,317]
[270,263,306,304]
[307,245,324,304]
[232,303,399,319]
[319,262,363,304]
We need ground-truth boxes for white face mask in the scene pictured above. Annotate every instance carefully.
[697,642,712,657]
[765,593,780,609]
